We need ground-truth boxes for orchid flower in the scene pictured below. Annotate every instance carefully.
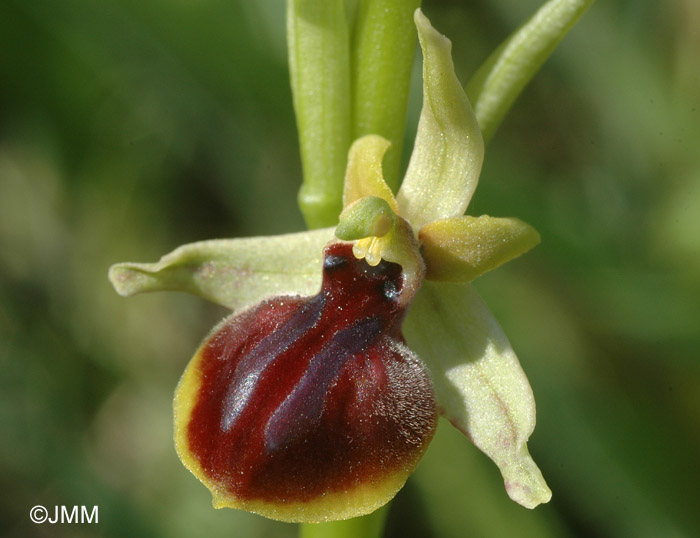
[109,2,592,525]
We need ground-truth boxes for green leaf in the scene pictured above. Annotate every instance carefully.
[396,9,484,230]
[108,228,334,310]
[467,0,594,143]
[288,0,351,228]
[350,0,421,191]
[404,281,551,509]
[419,215,540,282]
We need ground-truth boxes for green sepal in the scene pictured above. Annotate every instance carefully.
[419,215,540,282]
[108,228,334,310]
[405,281,552,509]
[396,9,484,230]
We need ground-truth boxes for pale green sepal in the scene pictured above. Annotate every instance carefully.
[396,9,484,230]
[404,281,552,508]
[467,0,594,143]
[336,196,395,241]
[419,215,540,282]
[343,135,398,212]
[108,228,334,310]
[288,0,351,228]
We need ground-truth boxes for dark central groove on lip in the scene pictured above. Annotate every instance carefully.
[263,316,385,453]
[221,294,325,432]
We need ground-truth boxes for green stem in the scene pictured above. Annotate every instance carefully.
[288,0,351,228]
[350,0,421,191]
[466,0,594,143]
[299,505,389,538]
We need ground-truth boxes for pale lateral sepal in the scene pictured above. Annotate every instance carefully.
[404,281,552,508]
[397,9,484,230]
[419,215,541,282]
[108,228,334,311]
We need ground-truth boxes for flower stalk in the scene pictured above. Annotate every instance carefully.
[351,0,421,191]
[288,0,351,228]
[290,0,423,228]
[300,506,388,538]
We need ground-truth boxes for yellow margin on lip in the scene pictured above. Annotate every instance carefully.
[173,346,424,524]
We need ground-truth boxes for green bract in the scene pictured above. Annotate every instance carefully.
[111,1,594,517]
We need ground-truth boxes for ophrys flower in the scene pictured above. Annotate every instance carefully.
[110,8,560,524]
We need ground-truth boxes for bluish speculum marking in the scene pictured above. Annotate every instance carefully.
[263,316,384,453]
[220,294,325,432]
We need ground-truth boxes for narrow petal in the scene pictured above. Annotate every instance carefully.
[108,228,334,310]
[343,135,399,212]
[419,215,540,282]
[404,281,551,508]
[396,9,484,230]
[466,0,594,143]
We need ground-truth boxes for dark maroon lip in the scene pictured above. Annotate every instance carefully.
[184,242,437,504]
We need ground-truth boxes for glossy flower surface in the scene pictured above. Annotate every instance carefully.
[109,7,568,523]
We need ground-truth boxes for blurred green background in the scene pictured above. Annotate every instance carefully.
[1,0,699,536]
